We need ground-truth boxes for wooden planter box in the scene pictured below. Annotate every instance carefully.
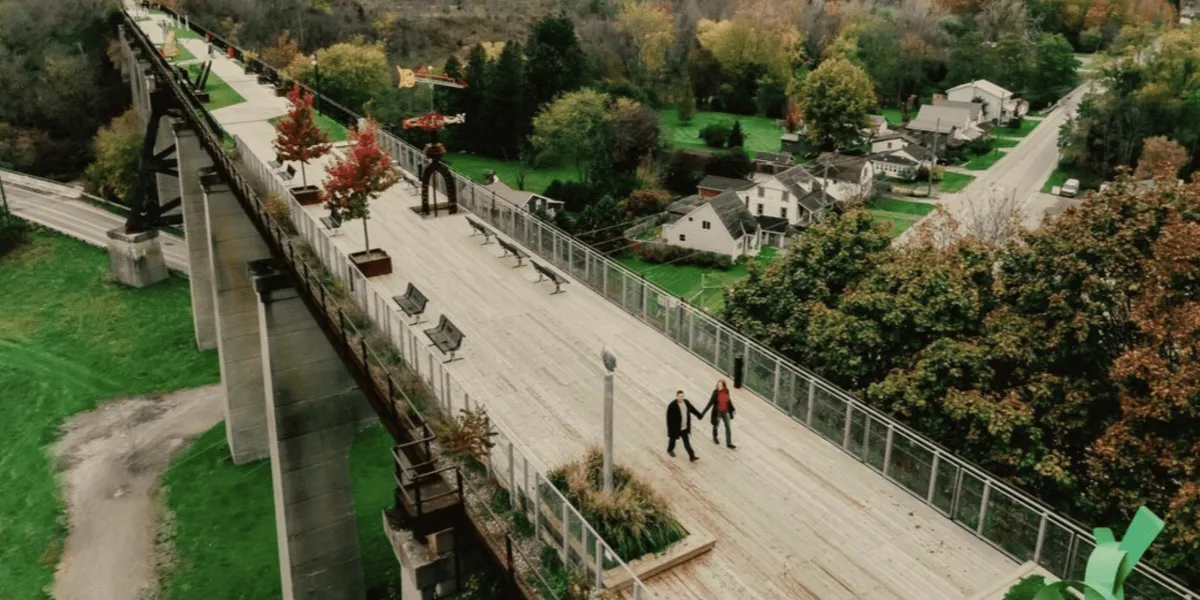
[274,84,290,97]
[291,185,321,206]
[257,73,273,85]
[351,249,392,278]
[243,62,256,75]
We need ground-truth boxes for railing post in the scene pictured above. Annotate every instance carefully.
[1034,512,1049,565]
[594,537,604,590]
[561,499,569,563]
[805,381,815,425]
[927,453,940,505]
[882,424,895,476]
[640,278,649,319]
[621,272,628,311]
[508,442,516,509]
[842,403,853,449]
[505,535,516,591]
[601,261,607,296]
[688,310,695,350]
[533,474,541,541]
[773,362,781,407]
[977,479,992,535]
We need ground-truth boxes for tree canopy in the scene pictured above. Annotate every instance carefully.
[798,57,876,150]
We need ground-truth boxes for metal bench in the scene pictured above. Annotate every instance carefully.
[466,217,493,244]
[496,237,528,268]
[279,164,296,182]
[319,213,342,237]
[424,315,464,362]
[392,282,428,324]
[532,261,569,295]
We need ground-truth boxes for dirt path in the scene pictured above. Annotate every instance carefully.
[52,385,224,600]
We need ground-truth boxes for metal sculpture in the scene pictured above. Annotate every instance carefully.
[1033,506,1165,600]
[397,65,468,217]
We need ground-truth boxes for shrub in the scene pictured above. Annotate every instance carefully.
[698,123,731,148]
[0,213,28,257]
[633,242,733,269]
[436,407,497,465]
[262,193,296,235]
[547,447,685,561]
[624,188,672,218]
[1003,575,1047,600]
[967,137,993,156]
[706,148,752,179]
[727,120,745,149]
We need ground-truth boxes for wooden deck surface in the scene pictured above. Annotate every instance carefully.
[218,94,1019,600]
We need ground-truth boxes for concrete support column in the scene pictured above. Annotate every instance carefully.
[250,259,368,600]
[202,172,271,464]
[106,227,169,288]
[175,122,216,349]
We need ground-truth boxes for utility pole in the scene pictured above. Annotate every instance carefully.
[928,118,940,198]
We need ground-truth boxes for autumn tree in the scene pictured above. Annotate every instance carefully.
[624,188,672,218]
[285,41,391,113]
[531,89,611,182]
[321,119,398,256]
[783,97,803,133]
[1135,136,1189,181]
[798,58,876,150]
[261,29,300,70]
[617,0,675,74]
[273,84,333,188]
[85,109,142,204]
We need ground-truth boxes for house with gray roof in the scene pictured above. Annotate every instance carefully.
[697,174,753,198]
[483,171,564,217]
[904,103,986,143]
[753,151,796,175]
[662,191,761,258]
[945,79,1026,122]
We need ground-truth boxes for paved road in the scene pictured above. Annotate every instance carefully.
[2,174,188,273]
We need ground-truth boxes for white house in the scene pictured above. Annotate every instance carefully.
[729,158,874,247]
[870,131,922,154]
[904,103,986,143]
[945,79,1026,122]
[868,134,936,180]
[813,153,876,201]
[483,171,564,217]
[662,191,761,258]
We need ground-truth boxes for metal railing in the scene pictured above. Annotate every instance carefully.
[136,7,1196,597]
[234,135,652,599]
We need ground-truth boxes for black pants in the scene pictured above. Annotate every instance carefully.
[667,432,695,458]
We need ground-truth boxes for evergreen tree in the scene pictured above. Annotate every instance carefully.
[461,44,490,153]
[525,15,587,111]
[439,55,464,115]
[727,120,746,149]
[483,41,527,160]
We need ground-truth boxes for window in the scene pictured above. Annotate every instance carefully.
[757,187,765,198]
[781,207,787,219]
[701,220,711,230]
[678,234,686,242]
[781,191,789,202]
[688,217,693,221]
[756,204,764,215]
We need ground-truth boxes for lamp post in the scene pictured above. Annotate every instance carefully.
[311,52,321,114]
[600,347,617,493]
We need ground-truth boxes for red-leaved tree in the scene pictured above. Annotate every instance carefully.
[321,119,398,256]
[273,83,332,188]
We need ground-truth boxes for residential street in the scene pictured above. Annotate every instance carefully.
[897,81,1096,243]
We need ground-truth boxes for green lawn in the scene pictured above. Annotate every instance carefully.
[658,109,786,155]
[871,197,935,216]
[869,210,922,238]
[268,112,350,143]
[964,150,1006,171]
[880,107,907,126]
[0,231,220,600]
[167,24,203,40]
[166,43,195,63]
[994,119,1040,139]
[1040,165,1104,194]
[994,138,1019,149]
[444,153,579,195]
[159,423,400,599]
[184,64,246,111]
[618,246,779,314]
[940,171,976,193]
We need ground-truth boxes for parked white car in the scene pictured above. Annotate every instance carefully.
[1061,178,1080,197]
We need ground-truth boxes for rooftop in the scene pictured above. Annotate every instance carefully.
[697,174,753,192]
[947,79,1013,100]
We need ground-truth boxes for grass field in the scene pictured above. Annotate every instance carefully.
[159,423,400,599]
[444,153,579,194]
[940,171,975,193]
[964,150,1006,171]
[994,119,1040,139]
[868,197,934,238]
[183,64,246,112]
[658,109,786,155]
[618,246,779,314]
[880,107,907,126]
[268,113,350,143]
[1040,165,1103,194]
[0,231,220,600]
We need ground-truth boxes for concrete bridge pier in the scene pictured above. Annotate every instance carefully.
[200,170,272,463]
[174,121,216,349]
[250,258,373,600]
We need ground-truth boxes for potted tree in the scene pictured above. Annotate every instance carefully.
[322,119,399,277]
[273,84,332,205]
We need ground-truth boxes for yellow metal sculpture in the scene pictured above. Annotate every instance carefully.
[1033,506,1164,600]
[161,30,178,59]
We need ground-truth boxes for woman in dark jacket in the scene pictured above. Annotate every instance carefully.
[704,379,737,449]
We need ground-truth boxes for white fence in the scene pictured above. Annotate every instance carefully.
[235,136,653,599]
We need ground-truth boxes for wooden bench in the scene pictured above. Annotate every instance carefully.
[392,283,428,324]
[465,217,494,244]
[496,237,528,268]
[424,315,464,362]
[532,261,569,295]
[319,213,342,237]
[279,164,296,182]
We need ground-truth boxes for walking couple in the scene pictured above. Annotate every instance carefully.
[665,379,737,461]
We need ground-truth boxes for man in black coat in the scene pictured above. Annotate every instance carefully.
[665,390,703,461]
